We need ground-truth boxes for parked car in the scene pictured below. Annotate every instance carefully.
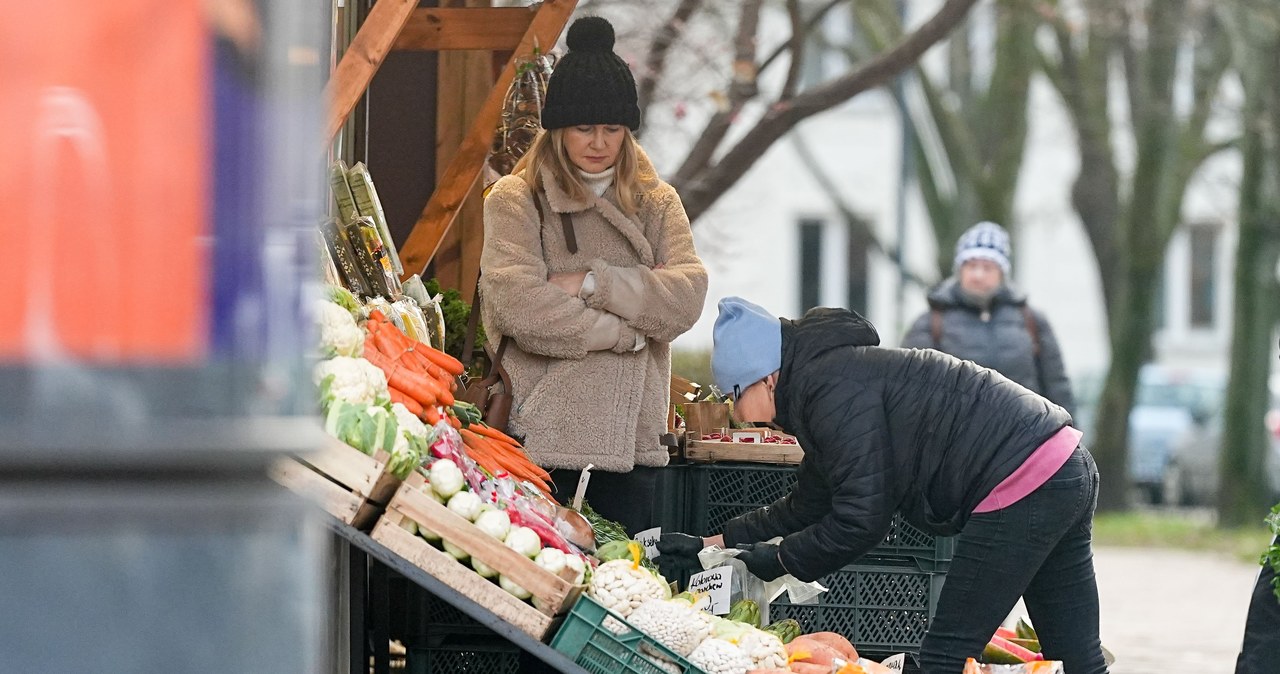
[1074,365,1225,504]
[1162,390,1280,506]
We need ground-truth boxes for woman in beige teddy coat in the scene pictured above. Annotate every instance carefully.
[479,16,707,533]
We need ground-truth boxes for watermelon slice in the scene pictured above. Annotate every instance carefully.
[983,635,1045,664]
[994,626,1020,641]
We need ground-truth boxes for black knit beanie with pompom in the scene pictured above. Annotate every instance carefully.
[540,16,640,131]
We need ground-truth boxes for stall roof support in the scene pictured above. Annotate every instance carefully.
[397,0,579,279]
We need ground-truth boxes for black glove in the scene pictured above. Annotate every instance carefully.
[735,542,787,581]
[656,532,704,557]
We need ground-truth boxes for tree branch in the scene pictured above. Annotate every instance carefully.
[758,0,846,74]
[779,0,806,100]
[672,0,763,186]
[678,0,980,222]
[636,0,703,119]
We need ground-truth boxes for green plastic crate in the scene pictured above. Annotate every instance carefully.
[551,596,704,674]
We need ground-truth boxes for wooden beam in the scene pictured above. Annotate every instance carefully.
[393,8,534,51]
[398,0,579,279]
[433,1,495,297]
[323,0,418,144]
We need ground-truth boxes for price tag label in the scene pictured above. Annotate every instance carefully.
[687,566,733,615]
[635,527,662,559]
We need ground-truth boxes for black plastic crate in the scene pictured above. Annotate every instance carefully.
[652,463,690,533]
[771,562,945,661]
[406,638,520,674]
[687,463,953,570]
[687,463,798,537]
[407,592,488,644]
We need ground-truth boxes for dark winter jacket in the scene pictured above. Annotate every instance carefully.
[902,278,1075,416]
[721,307,1073,582]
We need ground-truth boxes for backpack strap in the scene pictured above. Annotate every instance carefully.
[1022,305,1042,358]
[929,308,943,349]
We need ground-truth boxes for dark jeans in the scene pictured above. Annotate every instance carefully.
[547,465,660,536]
[1235,535,1280,674]
[920,446,1109,674]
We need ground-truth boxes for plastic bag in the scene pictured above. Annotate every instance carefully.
[488,49,554,178]
[697,540,827,625]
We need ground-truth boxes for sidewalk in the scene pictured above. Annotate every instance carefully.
[1009,545,1261,673]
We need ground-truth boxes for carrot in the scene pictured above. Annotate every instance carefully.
[469,423,524,447]
[363,348,441,407]
[447,414,461,430]
[423,405,441,425]
[418,345,465,376]
[388,387,424,416]
[368,309,389,323]
[461,429,551,484]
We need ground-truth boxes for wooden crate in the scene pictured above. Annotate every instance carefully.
[685,430,804,465]
[371,471,583,640]
[270,438,403,530]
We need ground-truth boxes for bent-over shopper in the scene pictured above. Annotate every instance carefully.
[661,297,1107,674]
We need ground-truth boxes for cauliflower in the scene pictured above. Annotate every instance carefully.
[391,403,430,442]
[626,598,712,657]
[688,637,751,674]
[587,559,669,618]
[317,299,365,358]
[316,356,389,407]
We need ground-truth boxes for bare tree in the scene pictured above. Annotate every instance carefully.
[851,0,1038,277]
[1038,0,1236,510]
[624,0,981,223]
[1219,0,1280,525]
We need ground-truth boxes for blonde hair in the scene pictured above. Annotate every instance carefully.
[512,128,642,214]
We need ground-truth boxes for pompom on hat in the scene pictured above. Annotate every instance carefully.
[953,221,1012,275]
[540,16,641,131]
[711,297,782,400]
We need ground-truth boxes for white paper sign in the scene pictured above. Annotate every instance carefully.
[635,527,661,559]
[687,566,733,615]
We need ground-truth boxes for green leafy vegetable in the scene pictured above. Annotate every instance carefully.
[581,501,660,573]
[1263,503,1280,601]
[423,278,484,363]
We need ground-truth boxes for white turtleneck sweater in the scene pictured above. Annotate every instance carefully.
[579,166,615,197]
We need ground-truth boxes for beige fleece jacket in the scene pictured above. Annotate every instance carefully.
[479,147,708,472]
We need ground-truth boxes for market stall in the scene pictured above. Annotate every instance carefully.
[277,2,1068,673]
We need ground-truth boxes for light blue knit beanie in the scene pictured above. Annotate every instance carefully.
[953,221,1012,275]
[711,297,782,400]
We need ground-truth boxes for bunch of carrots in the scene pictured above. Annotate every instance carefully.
[362,310,554,498]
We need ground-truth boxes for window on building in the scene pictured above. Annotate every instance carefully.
[1188,225,1218,328]
[799,219,823,312]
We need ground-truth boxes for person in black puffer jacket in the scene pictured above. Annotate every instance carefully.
[659,297,1108,674]
[902,221,1075,415]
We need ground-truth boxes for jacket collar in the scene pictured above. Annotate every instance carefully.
[534,146,662,267]
[773,307,881,430]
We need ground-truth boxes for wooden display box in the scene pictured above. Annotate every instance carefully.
[270,438,403,531]
[684,428,805,465]
[371,471,584,640]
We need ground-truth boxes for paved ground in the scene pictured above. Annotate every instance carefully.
[1007,546,1261,673]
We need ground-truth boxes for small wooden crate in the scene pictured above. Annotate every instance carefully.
[269,437,403,530]
[371,472,584,640]
[684,429,805,465]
